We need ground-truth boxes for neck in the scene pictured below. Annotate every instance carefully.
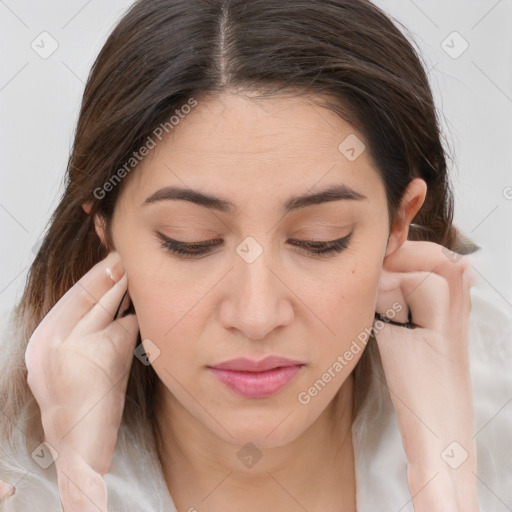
[153,375,357,512]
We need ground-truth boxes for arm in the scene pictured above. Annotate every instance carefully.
[374,241,479,512]
[25,251,138,512]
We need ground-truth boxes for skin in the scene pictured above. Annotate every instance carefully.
[23,90,479,512]
[98,91,423,511]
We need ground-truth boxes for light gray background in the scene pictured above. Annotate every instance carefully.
[1,0,511,317]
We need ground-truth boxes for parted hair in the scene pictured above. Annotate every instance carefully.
[1,0,477,461]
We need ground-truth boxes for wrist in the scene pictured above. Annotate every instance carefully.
[407,458,480,512]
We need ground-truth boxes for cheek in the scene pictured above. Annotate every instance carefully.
[314,259,382,371]
[130,286,195,359]
[320,259,381,332]
[125,260,211,378]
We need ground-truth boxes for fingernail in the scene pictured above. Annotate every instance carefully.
[105,265,125,282]
[106,267,116,282]
[105,252,125,282]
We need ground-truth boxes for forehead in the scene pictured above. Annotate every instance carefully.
[121,91,384,209]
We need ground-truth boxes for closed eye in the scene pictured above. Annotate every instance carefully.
[156,231,353,259]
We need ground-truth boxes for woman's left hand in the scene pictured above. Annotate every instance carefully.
[374,240,479,512]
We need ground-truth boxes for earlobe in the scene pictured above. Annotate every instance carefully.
[385,178,427,258]
[82,201,93,215]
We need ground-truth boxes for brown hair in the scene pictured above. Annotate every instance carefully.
[1,0,476,457]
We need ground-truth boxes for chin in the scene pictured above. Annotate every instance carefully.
[207,409,312,450]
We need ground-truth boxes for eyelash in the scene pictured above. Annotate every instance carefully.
[156,232,353,259]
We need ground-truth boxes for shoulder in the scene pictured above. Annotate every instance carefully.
[467,286,512,509]
[352,285,512,512]
[0,420,177,512]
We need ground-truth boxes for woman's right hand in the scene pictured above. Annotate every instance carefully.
[24,251,139,512]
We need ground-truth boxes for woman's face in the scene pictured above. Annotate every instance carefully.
[108,91,391,447]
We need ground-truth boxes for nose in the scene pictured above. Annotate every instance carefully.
[218,246,294,340]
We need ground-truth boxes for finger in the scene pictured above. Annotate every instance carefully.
[105,312,139,355]
[71,274,130,337]
[55,451,108,512]
[33,251,125,344]
[388,259,473,337]
[398,271,449,331]
[113,288,131,320]
[89,312,140,378]
[384,240,472,277]
[376,269,449,330]
[443,262,474,343]
[376,268,410,323]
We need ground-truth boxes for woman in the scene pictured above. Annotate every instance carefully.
[1,0,510,510]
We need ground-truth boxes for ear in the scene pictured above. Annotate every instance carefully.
[82,200,108,247]
[82,200,93,215]
[385,178,427,257]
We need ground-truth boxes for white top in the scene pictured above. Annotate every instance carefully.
[1,285,511,511]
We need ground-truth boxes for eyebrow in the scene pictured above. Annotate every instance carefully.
[142,184,367,213]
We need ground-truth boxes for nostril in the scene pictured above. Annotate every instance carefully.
[243,331,269,341]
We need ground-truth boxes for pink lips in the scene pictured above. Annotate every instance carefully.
[208,356,304,398]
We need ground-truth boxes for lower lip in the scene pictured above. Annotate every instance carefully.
[209,365,303,398]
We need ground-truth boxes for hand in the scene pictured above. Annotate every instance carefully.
[25,251,139,512]
[374,241,479,512]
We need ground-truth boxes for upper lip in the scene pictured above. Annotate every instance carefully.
[209,356,304,372]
